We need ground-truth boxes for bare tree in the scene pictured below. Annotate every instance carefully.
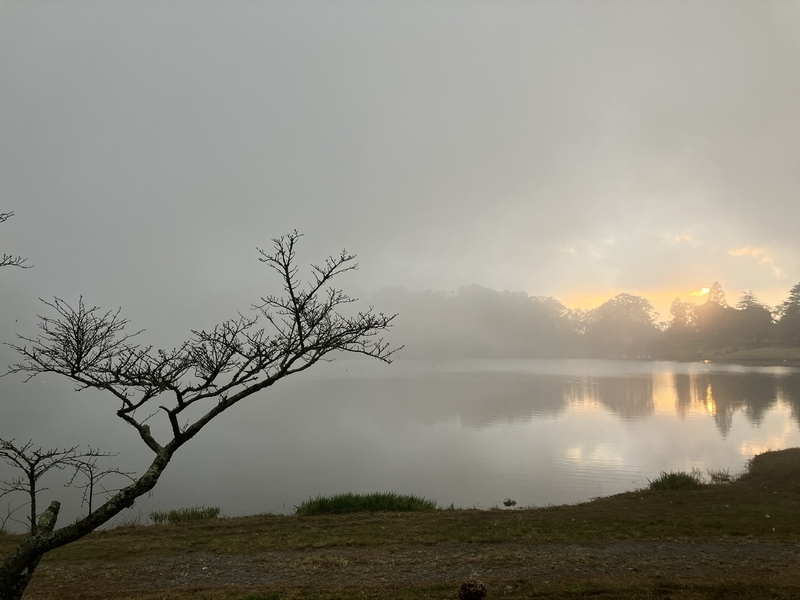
[65,450,136,516]
[0,440,127,597]
[0,212,30,269]
[0,440,124,535]
[0,231,398,599]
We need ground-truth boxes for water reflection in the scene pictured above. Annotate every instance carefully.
[570,377,656,419]
[554,368,800,437]
[777,373,800,425]
[3,359,800,526]
[381,364,800,437]
[312,359,800,437]
[313,372,570,429]
[212,359,800,514]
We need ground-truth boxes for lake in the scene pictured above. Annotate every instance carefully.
[3,358,800,528]
[135,358,800,520]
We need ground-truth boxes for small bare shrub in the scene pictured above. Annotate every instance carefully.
[707,468,734,484]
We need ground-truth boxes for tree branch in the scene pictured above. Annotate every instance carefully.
[0,211,31,269]
[1,231,399,597]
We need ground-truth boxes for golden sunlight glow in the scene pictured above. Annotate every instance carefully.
[561,287,711,319]
[557,285,786,322]
[688,287,711,296]
[560,292,618,311]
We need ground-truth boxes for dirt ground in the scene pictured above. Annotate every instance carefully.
[25,538,800,598]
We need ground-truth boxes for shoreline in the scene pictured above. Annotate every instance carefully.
[5,449,800,598]
[655,356,800,368]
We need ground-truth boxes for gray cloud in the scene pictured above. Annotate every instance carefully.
[1,0,799,325]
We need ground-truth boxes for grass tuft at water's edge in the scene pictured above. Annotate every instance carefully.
[294,491,437,516]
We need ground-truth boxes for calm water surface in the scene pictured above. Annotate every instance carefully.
[139,358,800,519]
[4,358,799,528]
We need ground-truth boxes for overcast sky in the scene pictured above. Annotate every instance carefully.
[2,1,800,326]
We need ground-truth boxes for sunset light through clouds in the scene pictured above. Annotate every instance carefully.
[1,2,798,326]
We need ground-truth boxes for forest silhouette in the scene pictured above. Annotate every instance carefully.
[374,281,800,361]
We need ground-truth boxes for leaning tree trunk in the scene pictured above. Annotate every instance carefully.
[0,501,60,600]
[0,448,171,600]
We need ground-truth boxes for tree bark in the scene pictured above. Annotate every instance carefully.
[0,501,59,600]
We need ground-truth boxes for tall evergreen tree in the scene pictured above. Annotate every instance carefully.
[695,281,736,343]
[777,282,800,346]
[708,281,728,306]
[734,291,773,343]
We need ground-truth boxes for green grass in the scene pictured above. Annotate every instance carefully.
[647,469,704,490]
[712,345,800,363]
[657,343,800,365]
[294,491,438,516]
[149,505,221,525]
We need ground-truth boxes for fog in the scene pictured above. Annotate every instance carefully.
[2,2,800,526]
[2,1,800,331]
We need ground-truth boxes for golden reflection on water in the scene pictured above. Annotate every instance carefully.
[651,372,677,416]
[560,369,800,428]
[551,368,800,482]
[738,406,798,457]
[564,371,728,420]
[705,382,716,416]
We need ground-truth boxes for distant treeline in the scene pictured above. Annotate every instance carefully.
[371,282,800,359]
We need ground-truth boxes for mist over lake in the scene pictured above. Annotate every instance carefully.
[129,358,800,519]
[5,358,795,529]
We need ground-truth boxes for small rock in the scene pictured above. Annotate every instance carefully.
[458,576,488,600]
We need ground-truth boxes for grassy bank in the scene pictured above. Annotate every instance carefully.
[660,344,800,365]
[3,449,800,599]
[705,345,800,365]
